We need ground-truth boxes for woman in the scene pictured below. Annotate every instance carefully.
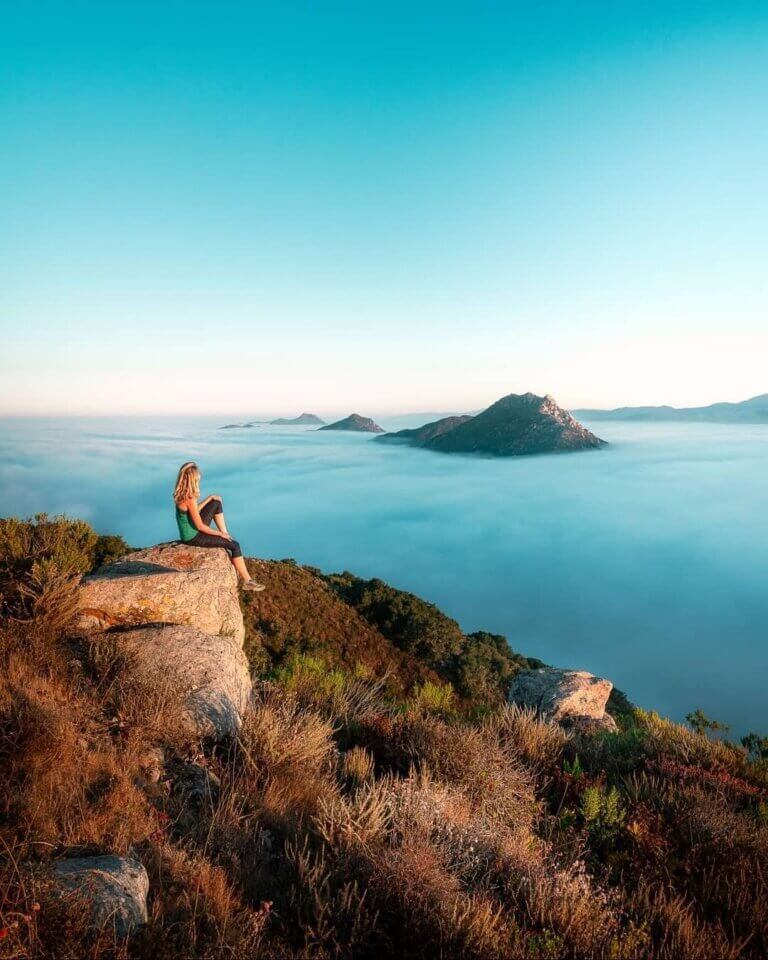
[173,461,265,592]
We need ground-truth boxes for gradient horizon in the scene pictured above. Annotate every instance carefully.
[2,2,767,416]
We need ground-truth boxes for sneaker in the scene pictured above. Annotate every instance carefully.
[241,579,266,593]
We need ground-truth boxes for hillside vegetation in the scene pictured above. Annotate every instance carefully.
[1,516,767,959]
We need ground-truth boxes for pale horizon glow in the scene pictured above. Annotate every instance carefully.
[2,3,767,416]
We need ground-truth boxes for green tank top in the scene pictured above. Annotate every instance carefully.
[176,505,197,542]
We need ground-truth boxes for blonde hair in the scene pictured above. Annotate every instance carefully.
[173,461,200,505]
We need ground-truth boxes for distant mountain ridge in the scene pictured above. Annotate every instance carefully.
[221,413,325,429]
[377,415,474,445]
[319,413,385,433]
[575,393,768,423]
[271,413,325,425]
[378,393,604,456]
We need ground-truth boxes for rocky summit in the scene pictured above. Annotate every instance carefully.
[423,392,606,456]
[318,413,385,433]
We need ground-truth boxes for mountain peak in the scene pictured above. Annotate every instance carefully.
[424,392,605,456]
[318,413,385,433]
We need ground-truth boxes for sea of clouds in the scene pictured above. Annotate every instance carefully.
[2,414,767,736]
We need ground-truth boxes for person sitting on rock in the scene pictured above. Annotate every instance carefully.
[173,461,265,592]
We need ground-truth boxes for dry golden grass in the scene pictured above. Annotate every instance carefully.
[387,713,539,831]
[484,702,570,774]
[139,843,271,960]
[634,883,745,960]
[341,746,375,786]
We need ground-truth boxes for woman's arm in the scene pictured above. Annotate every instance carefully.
[198,494,221,510]
[184,498,228,537]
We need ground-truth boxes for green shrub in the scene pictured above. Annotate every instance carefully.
[327,574,529,706]
[580,784,626,847]
[273,653,385,726]
[407,680,457,716]
[0,513,97,576]
[326,572,464,664]
[742,732,768,762]
[92,533,130,568]
[563,755,584,780]
[275,653,348,705]
[685,708,730,738]
[0,515,95,621]
[451,630,528,703]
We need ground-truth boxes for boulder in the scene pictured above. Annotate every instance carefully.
[115,624,251,739]
[51,856,148,938]
[508,668,617,732]
[77,543,244,646]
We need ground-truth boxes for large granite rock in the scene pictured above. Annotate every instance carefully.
[51,856,148,938]
[508,667,617,732]
[115,624,251,739]
[77,543,245,646]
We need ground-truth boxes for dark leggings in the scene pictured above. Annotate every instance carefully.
[189,499,243,559]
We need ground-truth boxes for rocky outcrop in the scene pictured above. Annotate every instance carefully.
[508,667,617,732]
[117,624,251,738]
[424,393,605,456]
[318,413,384,433]
[377,415,474,445]
[50,856,149,937]
[77,543,244,645]
[77,543,250,740]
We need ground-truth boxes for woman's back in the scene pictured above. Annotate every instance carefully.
[175,502,198,543]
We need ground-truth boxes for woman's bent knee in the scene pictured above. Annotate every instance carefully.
[228,539,242,559]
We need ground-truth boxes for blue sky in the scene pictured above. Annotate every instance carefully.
[2,2,767,415]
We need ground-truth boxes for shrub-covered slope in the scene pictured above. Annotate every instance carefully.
[240,560,443,695]
[1,515,767,960]
[242,562,536,706]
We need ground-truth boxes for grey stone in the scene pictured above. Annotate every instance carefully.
[171,760,221,805]
[51,855,148,938]
[116,624,252,739]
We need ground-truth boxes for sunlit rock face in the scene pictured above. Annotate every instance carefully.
[77,543,244,645]
[508,667,617,732]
